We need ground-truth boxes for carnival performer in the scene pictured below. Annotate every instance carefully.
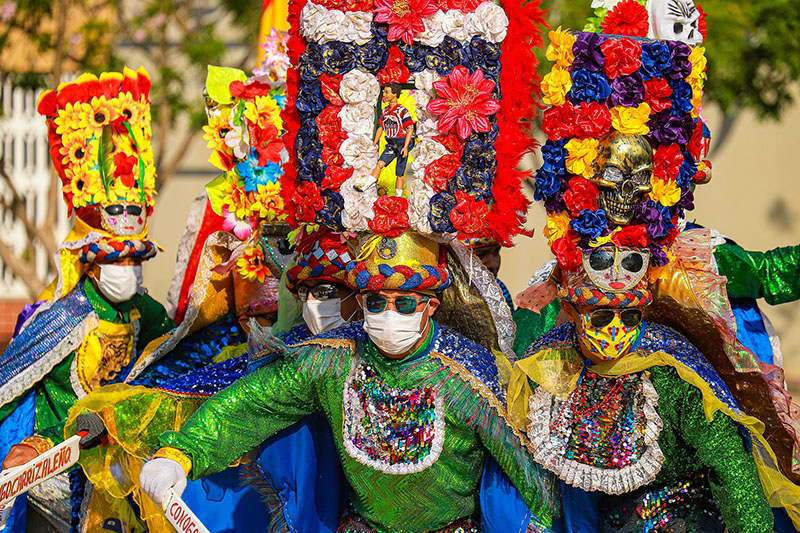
[0,67,175,532]
[464,236,515,311]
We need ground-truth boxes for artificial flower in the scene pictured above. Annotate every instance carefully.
[563,176,600,216]
[641,42,672,80]
[601,38,642,79]
[534,170,563,201]
[609,73,645,107]
[690,85,703,118]
[340,69,382,105]
[203,111,233,153]
[552,236,582,271]
[113,152,139,188]
[346,11,374,45]
[339,102,375,136]
[543,211,571,246]
[427,66,500,140]
[669,79,693,114]
[574,101,612,139]
[293,181,325,223]
[449,191,489,235]
[251,124,284,167]
[221,206,254,240]
[340,135,378,171]
[418,10,446,47]
[678,154,697,187]
[222,183,251,220]
[546,27,576,68]
[377,46,411,84]
[688,47,707,83]
[245,96,283,131]
[634,200,669,239]
[540,140,568,176]
[251,181,286,220]
[541,102,576,141]
[643,78,673,113]
[687,120,708,161]
[224,124,250,160]
[600,0,649,37]
[570,209,607,239]
[428,191,457,233]
[369,195,410,237]
[238,157,283,194]
[322,166,353,190]
[613,225,649,247]
[441,10,469,42]
[653,143,682,180]
[647,110,692,146]
[468,2,509,43]
[541,67,572,106]
[60,132,98,169]
[425,153,460,192]
[374,0,439,46]
[568,69,611,103]
[610,103,651,135]
[572,33,606,72]
[591,0,622,7]
[63,168,97,208]
[79,96,118,132]
[648,176,681,207]
[54,102,87,137]
[237,246,271,283]
[341,178,377,231]
[407,178,435,233]
[564,138,600,179]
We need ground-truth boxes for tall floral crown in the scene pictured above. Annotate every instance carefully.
[279,0,546,247]
[37,67,156,216]
[535,23,709,271]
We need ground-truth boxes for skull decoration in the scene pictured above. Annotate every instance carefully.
[101,202,147,236]
[590,132,654,225]
[582,245,651,292]
[647,0,703,46]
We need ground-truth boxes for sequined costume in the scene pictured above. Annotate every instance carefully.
[157,322,558,532]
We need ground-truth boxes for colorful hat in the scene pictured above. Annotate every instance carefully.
[286,226,354,293]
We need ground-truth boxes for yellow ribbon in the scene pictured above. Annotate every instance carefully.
[356,234,383,261]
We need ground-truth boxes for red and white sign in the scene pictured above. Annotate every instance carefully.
[0,435,81,507]
[162,488,210,533]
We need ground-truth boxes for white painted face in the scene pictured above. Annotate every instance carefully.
[101,203,147,236]
[647,0,703,45]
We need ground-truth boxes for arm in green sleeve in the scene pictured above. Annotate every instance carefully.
[512,302,561,358]
[134,292,177,350]
[157,354,320,479]
[715,242,800,305]
[670,371,773,532]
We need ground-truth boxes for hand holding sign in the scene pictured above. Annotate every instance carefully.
[139,457,187,505]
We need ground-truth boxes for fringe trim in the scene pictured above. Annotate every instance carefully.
[526,374,665,495]
[291,338,356,381]
[239,463,290,533]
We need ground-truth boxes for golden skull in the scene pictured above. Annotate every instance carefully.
[590,132,654,225]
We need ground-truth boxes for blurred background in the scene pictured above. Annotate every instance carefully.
[0,0,798,388]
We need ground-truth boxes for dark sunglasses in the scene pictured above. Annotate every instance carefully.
[105,204,143,216]
[297,283,341,301]
[365,294,430,315]
[588,308,643,329]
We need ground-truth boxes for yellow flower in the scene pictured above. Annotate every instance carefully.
[565,138,600,178]
[203,111,232,152]
[250,181,285,220]
[543,211,572,247]
[546,27,576,68]
[60,132,98,170]
[690,82,704,118]
[245,96,283,131]
[236,245,271,283]
[222,184,251,220]
[54,102,87,137]
[63,167,104,208]
[541,67,572,106]
[648,176,681,207]
[688,47,707,82]
[79,96,117,132]
[610,103,651,135]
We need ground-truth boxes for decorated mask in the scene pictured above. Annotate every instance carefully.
[101,202,147,236]
[582,245,651,292]
[590,132,654,225]
[647,0,703,46]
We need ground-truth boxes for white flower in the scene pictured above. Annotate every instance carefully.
[469,2,509,43]
[415,116,439,137]
[318,9,347,43]
[346,11,374,45]
[591,0,623,8]
[340,135,378,171]
[340,70,381,105]
[414,70,440,95]
[224,125,249,159]
[419,11,446,48]
[407,178,435,233]
[412,139,448,167]
[442,10,470,43]
[339,102,375,136]
[413,90,431,110]
[341,177,377,231]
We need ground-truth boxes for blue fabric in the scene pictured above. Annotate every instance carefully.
[0,390,35,533]
[256,414,347,533]
[180,467,270,533]
[558,481,600,533]
[729,297,774,364]
[480,456,533,533]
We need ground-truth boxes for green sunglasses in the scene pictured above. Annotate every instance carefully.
[365,294,430,315]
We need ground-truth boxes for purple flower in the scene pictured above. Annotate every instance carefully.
[572,33,606,72]
[641,42,672,80]
[609,73,645,107]
[667,41,692,80]
[544,194,566,214]
[647,110,693,146]
[570,209,608,239]
[568,68,611,103]
[649,244,670,266]
[675,186,695,212]
[634,200,668,239]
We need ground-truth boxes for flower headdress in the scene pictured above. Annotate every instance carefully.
[586,0,706,44]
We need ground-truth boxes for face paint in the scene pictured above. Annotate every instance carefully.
[577,311,641,361]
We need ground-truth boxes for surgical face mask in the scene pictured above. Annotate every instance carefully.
[363,304,429,356]
[577,309,642,361]
[96,264,142,303]
[303,292,355,335]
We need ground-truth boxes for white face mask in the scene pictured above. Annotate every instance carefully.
[303,293,355,335]
[96,264,142,303]
[363,304,429,356]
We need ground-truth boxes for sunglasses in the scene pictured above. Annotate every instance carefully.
[105,205,143,216]
[297,284,342,301]
[587,308,643,329]
[365,294,430,315]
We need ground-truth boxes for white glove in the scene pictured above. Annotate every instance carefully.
[139,457,187,505]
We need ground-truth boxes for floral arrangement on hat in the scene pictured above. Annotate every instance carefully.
[535,25,710,271]
[585,0,707,42]
[37,67,157,215]
[280,0,546,246]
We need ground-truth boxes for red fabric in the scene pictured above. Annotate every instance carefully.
[601,38,643,79]
[613,225,649,247]
[601,0,649,37]
[653,143,683,181]
[644,77,673,113]
[368,196,410,237]
[563,177,600,217]
[552,236,582,271]
[574,102,612,139]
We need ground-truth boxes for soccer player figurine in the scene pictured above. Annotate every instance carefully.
[371,82,415,196]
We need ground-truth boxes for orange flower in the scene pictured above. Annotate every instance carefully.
[79,96,117,132]
[237,245,271,283]
[60,133,98,169]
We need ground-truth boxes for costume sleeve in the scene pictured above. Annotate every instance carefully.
[715,242,800,305]
[34,356,78,445]
[512,302,561,357]
[659,368,773,532]
[134,293,177,350]
[157,354,320,479]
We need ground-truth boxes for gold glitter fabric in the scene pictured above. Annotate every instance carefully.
[159,322,557,532]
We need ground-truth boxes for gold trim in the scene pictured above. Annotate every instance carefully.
[291,337,357,351]
[153,447,193,475]
[20,435,55,455]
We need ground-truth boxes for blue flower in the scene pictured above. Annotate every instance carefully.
[669,79,693,115]
[568,69,611,104]
[322,42,356,74]
[541,140,568,176]
[272,94,287,109]
[534,170,563,201]
[641,42,672,80]
[238,150,283,193]
[358,37,389,73]
[449,166,492,202]
[429,191,457,233]
[570,209,607,239]
[678,152,696,187]
[318,190,344,232]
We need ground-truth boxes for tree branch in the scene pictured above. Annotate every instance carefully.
[0,239,45,297]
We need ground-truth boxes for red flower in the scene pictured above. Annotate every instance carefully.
[369,195,410,237]
[446,0,480,12]
[613,225,649,248]
[601,38,642,78]
[321,146,345,166]
[374,0,438,46]
[552,237,582,271]
[427,66,500,140]
[653,144,683,180]
[230,80,271,99]
[687,120,708,160]
[318,74,344,106]
[322,166,353,190]
[643,77,673,113]
[563,177,599,217]
[574,101,612,139]
[111,117,129,135]
[541,102,576,141]
[293,181,324,223]
[697,3,707,40]
[250,124,284,166]
[425,154,460,192]
[432,130,464,155]
[377,46,411,84]
[114,152,138,187]
[449,191,489,235]
[601,0,649,38]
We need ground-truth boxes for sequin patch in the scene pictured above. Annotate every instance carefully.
[342,362,445,474]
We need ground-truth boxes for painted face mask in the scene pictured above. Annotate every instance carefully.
[101,203,147,236]
[577,308,643,361]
